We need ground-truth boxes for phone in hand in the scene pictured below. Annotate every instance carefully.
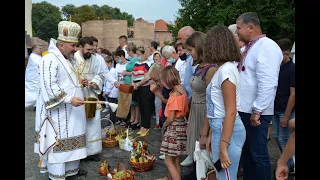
[214,159,222,172]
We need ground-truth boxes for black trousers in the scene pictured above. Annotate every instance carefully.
[108,97,118,124]
[137,86,154,129]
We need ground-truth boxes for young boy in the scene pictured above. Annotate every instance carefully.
[102,55,118,123]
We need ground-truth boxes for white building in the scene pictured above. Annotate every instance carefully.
[25,0,32,37]
[25,0,32,60]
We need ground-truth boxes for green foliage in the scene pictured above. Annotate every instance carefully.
[32,2,139,42]
[61,4,76,20]
[32,1,62,42]
[171,0,295,41]
[35,15,61,42]
[164,41,171,45]
[60,4,135,26]
[72,5,98,26]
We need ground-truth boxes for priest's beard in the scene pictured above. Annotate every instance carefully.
[63,50,76,60]
[83,52,92,60]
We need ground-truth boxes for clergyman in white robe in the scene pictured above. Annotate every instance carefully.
[34,38,87,180]
[73,50,106,157]
[25,50,42,108]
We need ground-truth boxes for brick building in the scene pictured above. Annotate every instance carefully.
[154,19,173,47]
[82,20,128,52]
[81,18,172,53]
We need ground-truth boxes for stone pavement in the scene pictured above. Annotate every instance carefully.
[25,107,294,180]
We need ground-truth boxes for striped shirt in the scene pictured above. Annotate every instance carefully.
[132,61,152,86]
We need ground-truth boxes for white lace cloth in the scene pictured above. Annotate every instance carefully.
[193,141,216,180]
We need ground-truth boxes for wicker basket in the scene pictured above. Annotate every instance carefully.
[129,159,155,172]
[108,162,135,180]
[102,118,118,138]
[102,133,118,148]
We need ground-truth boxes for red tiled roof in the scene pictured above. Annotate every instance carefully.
[136,17,145,22]
[155,19,168,31]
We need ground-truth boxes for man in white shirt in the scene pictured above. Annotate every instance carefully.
[174,42,188,86]
[25,44,42,109]
[147,41,159,64]
[177,26,197,180]
[236,12,283,180]
[177,26,195,103]
[119,35,129,60]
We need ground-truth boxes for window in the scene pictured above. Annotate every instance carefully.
[156,34,160,39]
[164,33,167,40]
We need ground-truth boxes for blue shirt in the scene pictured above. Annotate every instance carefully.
[183,54,194,103]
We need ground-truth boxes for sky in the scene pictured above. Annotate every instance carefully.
[32,0,182,23]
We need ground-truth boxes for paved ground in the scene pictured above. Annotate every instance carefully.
[25,107,294,180]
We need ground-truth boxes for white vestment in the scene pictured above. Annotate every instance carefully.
[73,51,105,156]
[34,39,87,180]
[25,53,42,107]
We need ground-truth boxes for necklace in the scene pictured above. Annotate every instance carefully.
[237,34,266,71]
[73,54,93,79]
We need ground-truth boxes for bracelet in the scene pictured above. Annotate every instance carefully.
[220,138,230,145]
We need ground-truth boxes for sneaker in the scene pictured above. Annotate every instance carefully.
[159,154,165,160]
[180,155,193,166]
[154,124,161,130]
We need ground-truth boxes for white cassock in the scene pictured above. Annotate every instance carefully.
[34,39,87,180]
[73,51,106,156]
[25,52,42,107]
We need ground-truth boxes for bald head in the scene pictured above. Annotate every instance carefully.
[178,26,195,44]
[228,24,237,36]
[228,24,245,48]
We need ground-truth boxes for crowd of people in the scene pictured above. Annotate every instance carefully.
[25,11,295,180]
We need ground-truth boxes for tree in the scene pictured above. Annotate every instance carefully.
[72,5,98,26]
[164,41,171,45]
[171,0,295,41]
[60,4,135,26]
[94,5,114,20]
[61,4,76,20]
[36,15,61,42]
[32,1,61,42]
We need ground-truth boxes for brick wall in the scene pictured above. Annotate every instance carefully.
[82,19,164,54]
[154,31,173,47]
[134,21,154,40]
[82,20,128,52]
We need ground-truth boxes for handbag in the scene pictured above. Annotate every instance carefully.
[119,84,133,93]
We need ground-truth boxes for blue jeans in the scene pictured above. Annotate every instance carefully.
[272,111,294,168]
[239,112,272,180]
[209,116,246,180]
